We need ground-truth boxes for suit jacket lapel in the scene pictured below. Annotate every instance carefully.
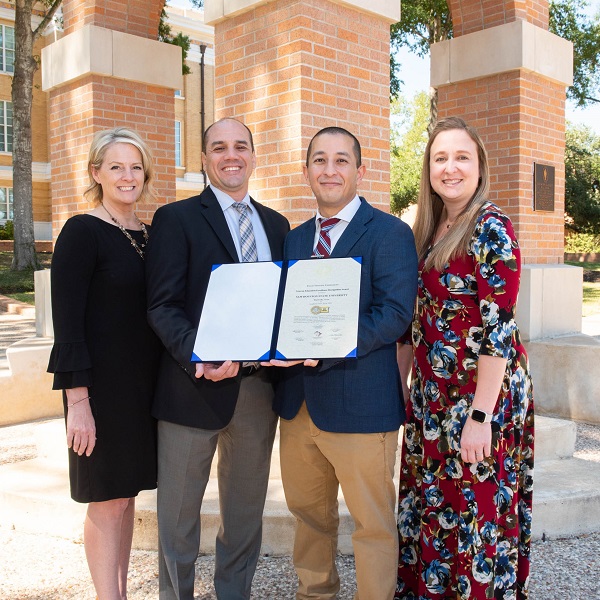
[252,200,284,261]
[298,219,317,259]
[199,187,238,262]
[330,197,373,258]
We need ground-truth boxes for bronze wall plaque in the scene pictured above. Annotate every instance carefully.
[533,163,555,212]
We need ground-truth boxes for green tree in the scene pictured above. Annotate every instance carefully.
[550,0,600,105]
[390,91,430,215]
[390,0,452,130]
[10,0,62,271]
[565,122,600,234]
[390,0,600,110]
[159,8,191,75]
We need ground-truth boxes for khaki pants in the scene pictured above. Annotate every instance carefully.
[280,402,399,600]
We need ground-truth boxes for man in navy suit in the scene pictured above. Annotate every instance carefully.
[271,127,418,599]
[146,118,289,599]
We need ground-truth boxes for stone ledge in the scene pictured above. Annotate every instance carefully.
[0,294,35,317]
[1,417,597,553]
[0,241,52,252]
[42,24,183,92]
[526,334,600,424]
[431,20,573,87]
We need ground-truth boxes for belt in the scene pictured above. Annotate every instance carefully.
[240,363,261,378]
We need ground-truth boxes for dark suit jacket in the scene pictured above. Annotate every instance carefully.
[146,187,290,430]
[273,197,418,433]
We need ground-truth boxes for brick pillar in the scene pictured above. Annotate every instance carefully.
[42,0,182,238]
[431,0,578,339]
[433,2,571,265]
[205,0,399,227]
[62,0,163,37]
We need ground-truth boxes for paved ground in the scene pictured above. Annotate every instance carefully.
[0,312,35,371]
[1,303,599,598]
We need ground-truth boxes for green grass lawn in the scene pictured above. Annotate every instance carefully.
[583,283,600,317]
[565,261,600,270]
[566,261,600,316]
[0,252,52,303]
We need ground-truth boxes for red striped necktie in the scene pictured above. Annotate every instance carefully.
[312,217,340,258]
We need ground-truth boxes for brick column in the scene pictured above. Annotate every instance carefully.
[432,1,578,339]
[433,5,572,265]
[205,0,399,227]
[42,0,182,238]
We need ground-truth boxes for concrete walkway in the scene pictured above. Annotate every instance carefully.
[1,303,600,552]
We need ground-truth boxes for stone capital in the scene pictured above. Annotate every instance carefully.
[430,20,573,88]
[204,0,400,25]
[41,24,183,92]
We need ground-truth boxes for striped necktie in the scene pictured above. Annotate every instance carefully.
[233,202,258,263]
[312,217,340,258]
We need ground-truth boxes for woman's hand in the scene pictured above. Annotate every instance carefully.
[460,418,492,463]
[65,388,96,457]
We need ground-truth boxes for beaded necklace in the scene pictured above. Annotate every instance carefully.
[102,203,149,260]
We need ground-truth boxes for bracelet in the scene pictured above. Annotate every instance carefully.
[67,395,90,407]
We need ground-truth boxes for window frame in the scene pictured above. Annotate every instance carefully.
[0,25,15,74]
[0,100,13,153]
[0,186,14,222]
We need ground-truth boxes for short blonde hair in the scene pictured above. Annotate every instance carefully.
[84,127,158,204]
[413,117,491,271]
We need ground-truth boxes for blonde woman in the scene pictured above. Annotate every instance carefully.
[396,117,534,599]
[48,127,162,600]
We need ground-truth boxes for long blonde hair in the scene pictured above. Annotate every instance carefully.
[413,117,491,271]
[84,127,158,204]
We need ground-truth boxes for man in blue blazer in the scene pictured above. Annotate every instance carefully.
[271,127,418,599]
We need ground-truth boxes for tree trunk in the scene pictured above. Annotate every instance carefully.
[11,0,39,271]
[428,87,438,135]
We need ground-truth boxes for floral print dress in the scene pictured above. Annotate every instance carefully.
[396,203,534,600]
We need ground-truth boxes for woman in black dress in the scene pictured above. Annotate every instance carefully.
[48,127,162,599]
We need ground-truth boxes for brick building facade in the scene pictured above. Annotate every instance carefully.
[0,3,213,239]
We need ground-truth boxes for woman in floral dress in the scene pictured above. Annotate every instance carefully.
[396,117,534,600]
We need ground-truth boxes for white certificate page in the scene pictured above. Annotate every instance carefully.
[191,261,281,362]
[276,257,361,359]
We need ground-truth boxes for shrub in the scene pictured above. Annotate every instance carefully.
[0,220,14,240]
[565,232,600,253]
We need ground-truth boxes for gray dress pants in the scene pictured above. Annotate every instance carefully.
[157,370,277,599]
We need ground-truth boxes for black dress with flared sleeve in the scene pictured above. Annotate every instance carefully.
[48,214,162,503]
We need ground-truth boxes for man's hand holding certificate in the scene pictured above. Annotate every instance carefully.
[191,257,361,363]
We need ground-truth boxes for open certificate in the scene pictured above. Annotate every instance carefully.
[191,257,361,362]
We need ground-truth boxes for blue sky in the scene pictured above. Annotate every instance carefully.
[170,0,600,133]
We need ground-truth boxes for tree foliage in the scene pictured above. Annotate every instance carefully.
[550,0,600,105]
[390,92,430,215]
[390,0,600,109]
[159,8,191,75]
[565,122,600,234]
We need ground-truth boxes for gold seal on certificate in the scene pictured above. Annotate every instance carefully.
[191,257,361,362]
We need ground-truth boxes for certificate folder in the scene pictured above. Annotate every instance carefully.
[191,256,361,362]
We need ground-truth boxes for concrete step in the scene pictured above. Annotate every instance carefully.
[535,415,577,461]
[36,415,577,469]
[533,456,600,539]
[1,416,597,554]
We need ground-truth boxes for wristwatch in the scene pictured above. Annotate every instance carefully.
[468,407,494,423]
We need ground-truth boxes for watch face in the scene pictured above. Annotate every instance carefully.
[471,409,486,423]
